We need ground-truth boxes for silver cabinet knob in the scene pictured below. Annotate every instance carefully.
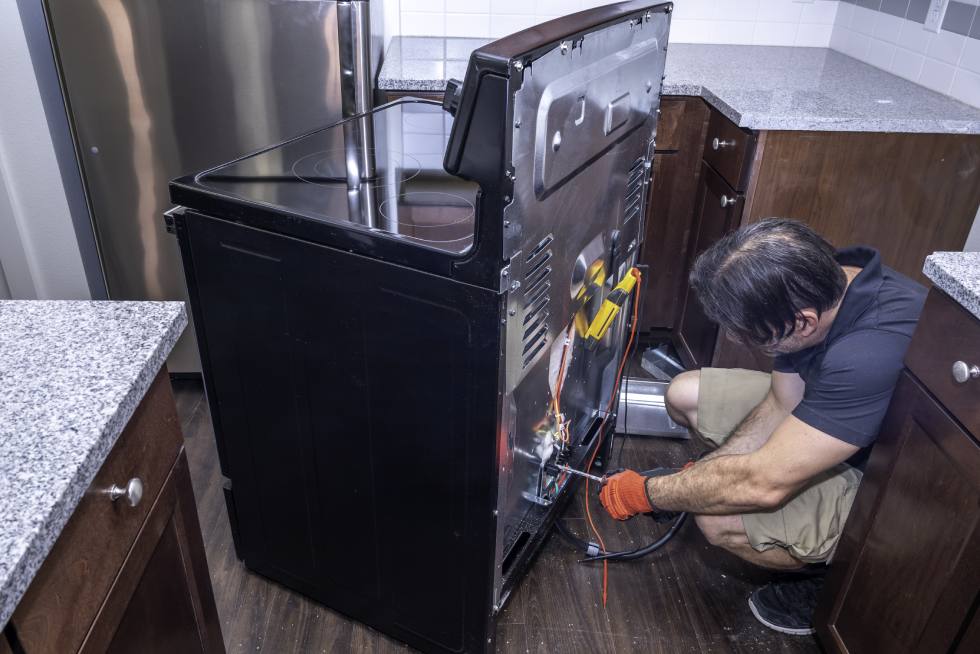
[712,137,736,150]
[107,477,144,507]
[951,361,980,384]
[720,195,736,208]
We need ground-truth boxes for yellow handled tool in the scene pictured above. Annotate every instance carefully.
[584,267,640,350]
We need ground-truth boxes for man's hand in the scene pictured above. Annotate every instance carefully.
[598,469,653,520]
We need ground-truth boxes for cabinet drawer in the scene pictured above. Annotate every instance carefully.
[702,109,755,191]
[12,369,183,654]
[906,289,980,436]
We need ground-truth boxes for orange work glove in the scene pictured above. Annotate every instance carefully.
[598,470,653,520]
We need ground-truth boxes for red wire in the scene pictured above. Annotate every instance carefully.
[583,269,642,608]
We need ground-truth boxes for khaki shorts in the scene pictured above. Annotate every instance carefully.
[697,367,863,563]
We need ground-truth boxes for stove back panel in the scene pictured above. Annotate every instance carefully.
[489,9,670,604]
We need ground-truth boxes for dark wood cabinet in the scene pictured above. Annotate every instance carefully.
[815,289,980,654]
[675,162,744,367]
[10,371,224,654]
[640,97,710,331]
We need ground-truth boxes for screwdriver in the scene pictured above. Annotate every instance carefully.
[547,462,605,483]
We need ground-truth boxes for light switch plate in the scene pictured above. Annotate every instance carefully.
[924,0,949,33]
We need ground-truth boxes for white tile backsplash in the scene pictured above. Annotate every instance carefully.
[850,6,878,36]
[446,12,490,37]
[919,57,957,94]
[950,68,980,107]
[796,22,835,46]
[926,29,967,65]
[867,38,897,69]
[872,12,906,44]
[889,46,926,81]
[391,1,840,47]
[489,0,535,16]
[826,2,980,108]
[754,20,799,45]
[961,37,980,74]
[401,11,445,36]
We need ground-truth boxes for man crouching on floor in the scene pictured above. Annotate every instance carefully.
[598,219,926,635]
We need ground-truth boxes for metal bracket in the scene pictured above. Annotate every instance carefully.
[163,206,185,235]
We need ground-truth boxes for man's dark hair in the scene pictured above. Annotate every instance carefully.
[689,219,847,346]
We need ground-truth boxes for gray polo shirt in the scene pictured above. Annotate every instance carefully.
[773,247,926,469]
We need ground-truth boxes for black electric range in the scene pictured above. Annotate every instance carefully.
[169,3,671,652]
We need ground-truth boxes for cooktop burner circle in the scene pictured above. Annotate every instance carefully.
[290,148,421,187]
[378,191,475,245]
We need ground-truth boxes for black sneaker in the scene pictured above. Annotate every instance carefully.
[748,575,823,636]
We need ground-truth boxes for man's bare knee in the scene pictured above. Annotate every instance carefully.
[666,370,700,428]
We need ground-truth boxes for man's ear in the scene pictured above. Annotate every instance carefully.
[796,309,820,336]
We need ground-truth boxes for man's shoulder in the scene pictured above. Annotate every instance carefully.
[816,328,910,391]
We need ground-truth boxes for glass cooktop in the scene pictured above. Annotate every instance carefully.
[195,100,478,254]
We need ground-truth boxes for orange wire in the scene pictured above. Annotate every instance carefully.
[583,269,642,608]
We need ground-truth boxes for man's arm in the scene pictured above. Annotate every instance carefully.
[700,370,805,461]
[644,414,858,515]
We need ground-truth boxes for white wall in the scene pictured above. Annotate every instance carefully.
[394,0,840,46]
[0,2,89,300]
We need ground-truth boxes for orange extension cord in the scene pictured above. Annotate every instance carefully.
[583,269,642,608]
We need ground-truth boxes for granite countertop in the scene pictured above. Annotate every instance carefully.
[924,252,980,321]
[378,38,980,134]
[0,301,187,628]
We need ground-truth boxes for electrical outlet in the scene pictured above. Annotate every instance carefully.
[924,0,949,33]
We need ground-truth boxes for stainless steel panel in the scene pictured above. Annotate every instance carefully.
[42,0,367,371]
[493,11,670,603]
[615,378,690,438]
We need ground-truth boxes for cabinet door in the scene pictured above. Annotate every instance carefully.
[80,452,224,654]
[675,162,743,367]
[640,97,710,330]
[816,371,980,654]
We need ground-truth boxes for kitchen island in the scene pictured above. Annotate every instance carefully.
[0,301,223,652]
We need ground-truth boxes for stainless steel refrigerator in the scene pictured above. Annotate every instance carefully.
[35,0,382,371]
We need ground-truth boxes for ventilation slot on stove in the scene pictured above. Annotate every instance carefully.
[521,235,554,369]
[623,157,645,224]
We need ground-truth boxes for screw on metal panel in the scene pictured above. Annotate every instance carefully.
[511,280,520,291]
[89,146,99,155]
[493,509,499,516]
[493,604,499,612]
[502,270,509,277]
[560,41,568,54]
[514,119,522,128]
[513,60,524,71]
[503,220,511,228]
[665,5,672,13]
[645,11,652,21]
[504,195,511,202]
[647,80,653,93]
[508,309,516,316]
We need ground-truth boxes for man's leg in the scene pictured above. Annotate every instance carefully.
[666,367,772,448]
[695,515,805,571]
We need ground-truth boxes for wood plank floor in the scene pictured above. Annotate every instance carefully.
[172,379,821,654]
